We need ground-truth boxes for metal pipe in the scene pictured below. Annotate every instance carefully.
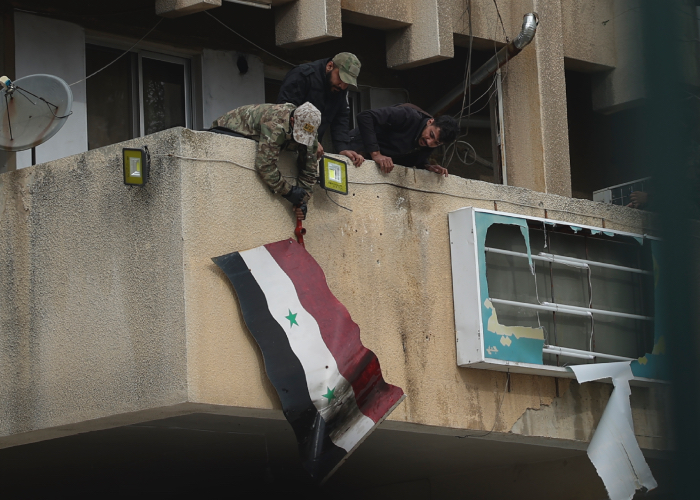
[485,247,589,269]
[538,252,652,276]
[427,13,539,117]
[489,297,654,321]
[543,345,635,362]
[543,347,594,360]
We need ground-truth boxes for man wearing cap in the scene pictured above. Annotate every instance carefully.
[212,102,321,220]
[347,104,459,177]
[277,52,364,167]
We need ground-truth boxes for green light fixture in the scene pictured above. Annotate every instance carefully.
[122,147,150,186]
[319,155,348,195]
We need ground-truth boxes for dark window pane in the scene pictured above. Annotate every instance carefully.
[142,58,186,135]
[86,45,135,150]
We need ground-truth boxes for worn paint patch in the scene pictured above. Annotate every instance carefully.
[603,231,615,237]
[590,230,601,235]
[475,212,544,364]
[570,225,582,233]
[633,236,644,245]
[485,299,544,342]
[569,362,657,499]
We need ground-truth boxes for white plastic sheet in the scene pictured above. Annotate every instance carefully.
[569,362,657,500]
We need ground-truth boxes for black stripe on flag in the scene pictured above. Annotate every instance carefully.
[213,252,347,481]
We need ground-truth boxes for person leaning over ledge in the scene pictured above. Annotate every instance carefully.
[347,104,459,177]
[212,102,321,221]
[277,52,364,167]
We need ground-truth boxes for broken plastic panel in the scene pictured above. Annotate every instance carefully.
[448,207,666,382]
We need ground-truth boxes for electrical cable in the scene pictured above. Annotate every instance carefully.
[204,11,297,68]
[152,153,653,231]
[492,0,508,42]
[69,18,164,87]
[325,189,353,212]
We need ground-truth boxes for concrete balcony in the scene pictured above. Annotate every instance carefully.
[0,128,669,495]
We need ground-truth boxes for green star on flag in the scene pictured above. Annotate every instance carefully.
[285,309,299,327]
[322,386,336,402]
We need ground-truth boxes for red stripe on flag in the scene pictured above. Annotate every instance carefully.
[265,240,404,423]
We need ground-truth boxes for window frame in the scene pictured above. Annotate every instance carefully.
[85,35,196,143]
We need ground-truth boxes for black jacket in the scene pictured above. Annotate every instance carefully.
[348,105,433,168]
[277,58,351,152]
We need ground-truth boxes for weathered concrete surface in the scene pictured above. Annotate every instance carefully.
[341,0,411,30]
[0,128,667,454]
[385,0,455,69]
[155,0,221,18]
[275,0,342,48]
[500,0,572,197]
[591,0,646,113]
[0,131,189,442]
[560,0,616,71]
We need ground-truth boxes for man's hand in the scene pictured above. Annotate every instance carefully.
[626,191,649,209]
[427,164,449,177]
[339,150,365,167]
[371,151,394,173]
[282,185,310,206]
[316,142,324,159]
[294,204,307,221]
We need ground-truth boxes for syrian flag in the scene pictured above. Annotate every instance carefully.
[213,240,405,482]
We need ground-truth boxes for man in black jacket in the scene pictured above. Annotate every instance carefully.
[347,105,459,177]
[277,52,364,167]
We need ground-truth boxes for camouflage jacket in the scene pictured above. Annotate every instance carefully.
[212,103,318,197]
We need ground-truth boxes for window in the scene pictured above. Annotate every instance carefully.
[86,44,192,150]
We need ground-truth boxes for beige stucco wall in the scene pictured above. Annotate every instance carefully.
[0,128,669,453]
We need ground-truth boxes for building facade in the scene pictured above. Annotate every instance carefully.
[0,0,685,497]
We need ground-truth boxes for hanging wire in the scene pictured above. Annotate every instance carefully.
[325,189,353,212]
[69,18,164,87]
[444,0,474,169]
[204,11,297,68]
[492,0,509,42]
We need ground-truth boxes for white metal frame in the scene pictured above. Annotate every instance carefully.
[448,207,662,384]
[137,50,193,137]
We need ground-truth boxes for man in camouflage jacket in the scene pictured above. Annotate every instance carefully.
[212,102,321,220]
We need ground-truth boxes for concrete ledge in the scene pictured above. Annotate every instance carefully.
[275,0,342,48]
[155,0,222,18]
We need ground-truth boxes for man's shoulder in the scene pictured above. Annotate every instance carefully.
[288,58,327,78]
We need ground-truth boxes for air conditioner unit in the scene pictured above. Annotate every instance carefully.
[592,177,651,206]
[448,207,667,383]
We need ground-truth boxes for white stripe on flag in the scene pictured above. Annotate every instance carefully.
[240,245,375,452]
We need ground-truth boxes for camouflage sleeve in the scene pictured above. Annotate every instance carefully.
[256,115,292,195]
[297,138,319,197]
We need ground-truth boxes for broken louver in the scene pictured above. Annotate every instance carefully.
[213,239,405,482]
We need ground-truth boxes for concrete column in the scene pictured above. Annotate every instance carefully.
[155,0,222,18]
[275,0,342,48]
[501,0,571,196]
[386,0,454,69]
[591,0,645,113]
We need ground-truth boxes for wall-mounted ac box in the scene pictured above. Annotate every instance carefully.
[448,207,667,384]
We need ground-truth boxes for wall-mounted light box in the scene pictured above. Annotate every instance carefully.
[123,147,150,186]
[448,207,667,384]
[319,156,348,195]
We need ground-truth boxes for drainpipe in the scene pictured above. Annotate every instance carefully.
[427,13,539,117]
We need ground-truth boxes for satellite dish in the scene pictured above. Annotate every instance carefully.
[0,74,73,152]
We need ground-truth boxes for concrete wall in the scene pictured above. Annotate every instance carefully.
[13,12,88,169]
[0,128,669,454]
[201,49,265,127]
